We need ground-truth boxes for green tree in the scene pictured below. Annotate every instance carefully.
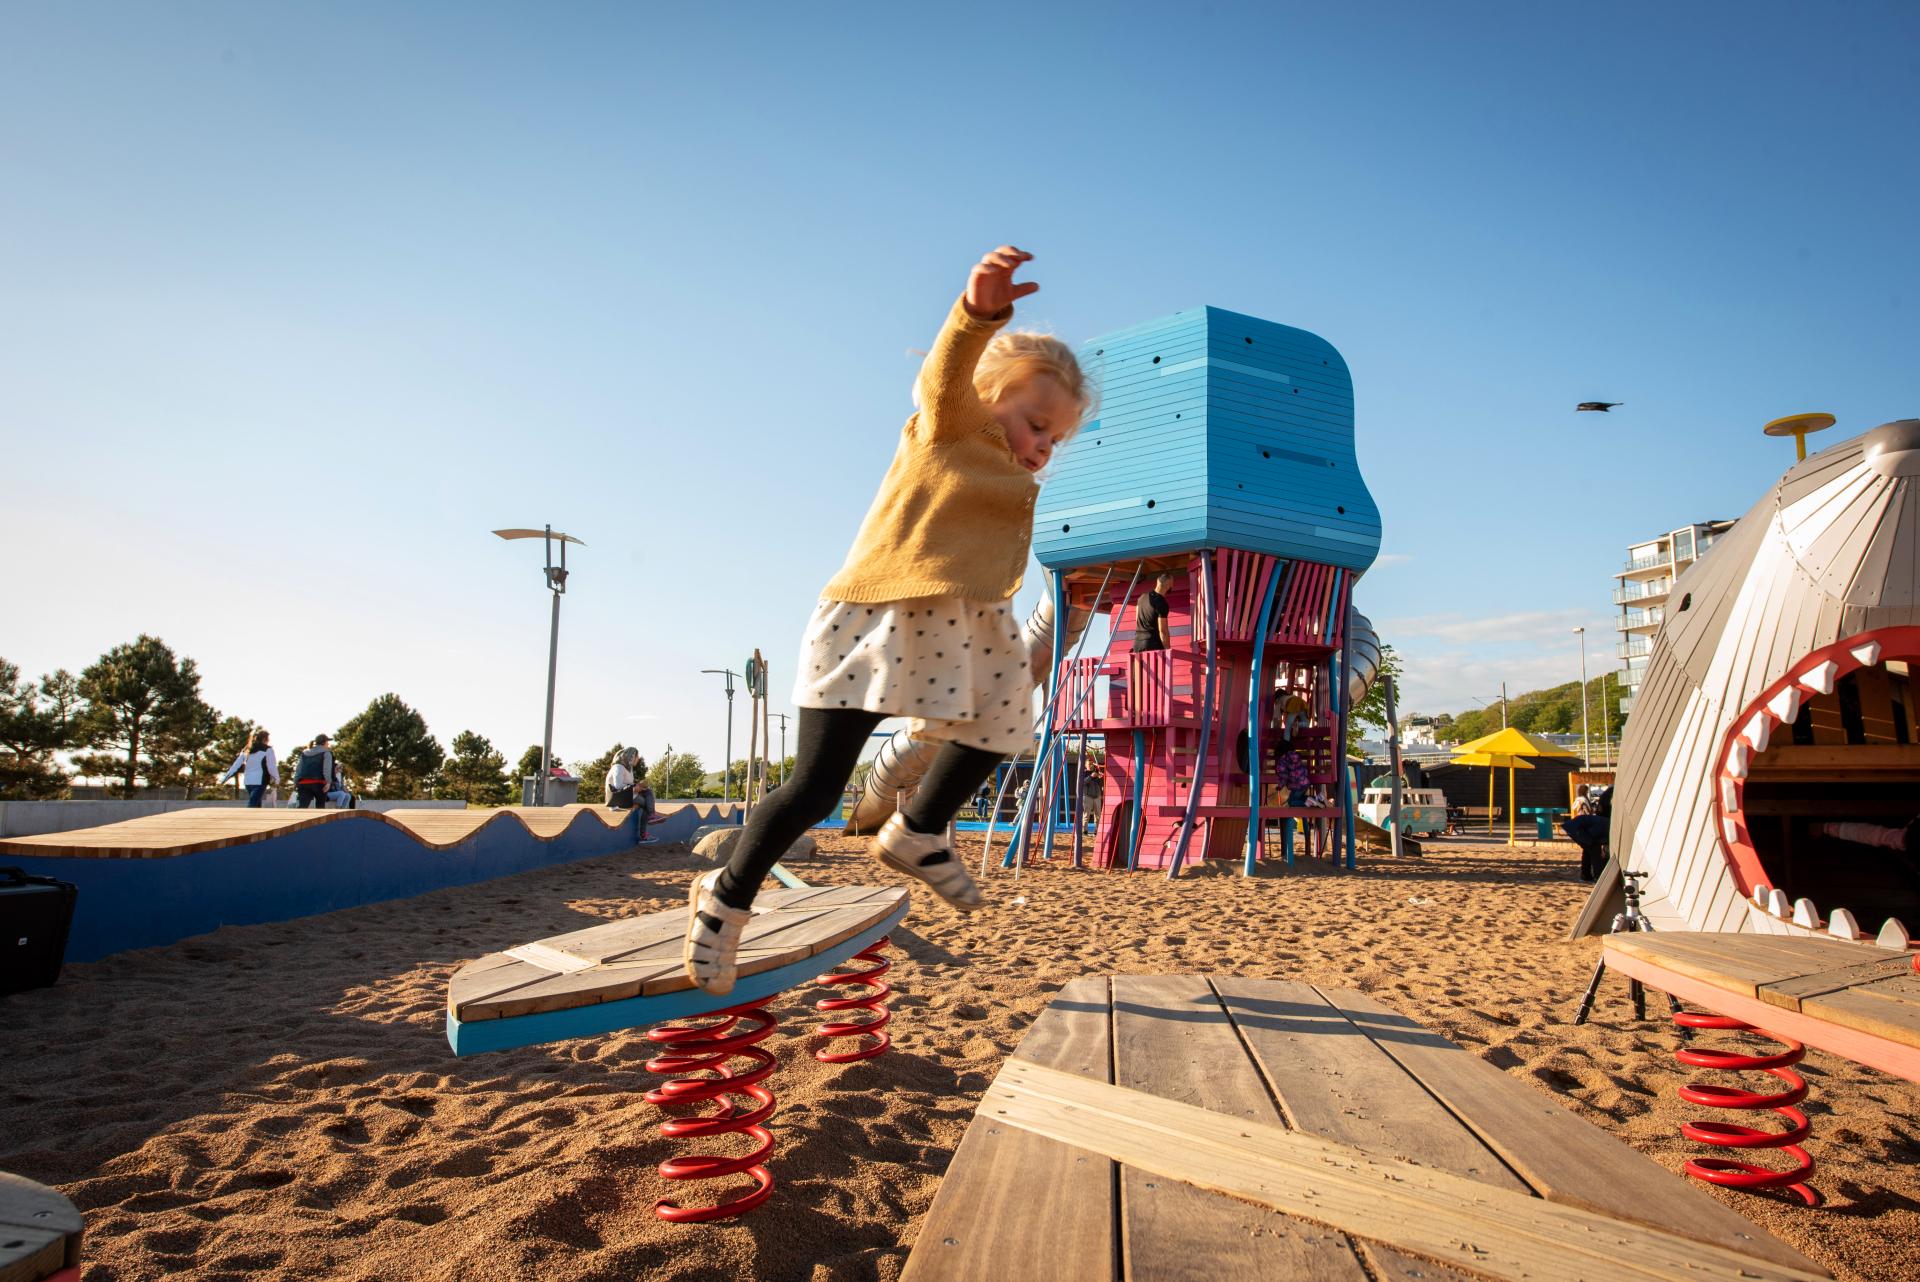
[649,744,705,798]
[575,743,623,806]
[73,635,204,794]
[435,730,514,805]
[0,659,74,798]
[336,694,445,799]
[1347,644,1404,754]
[516,745,563,779]
[153,696,224,798]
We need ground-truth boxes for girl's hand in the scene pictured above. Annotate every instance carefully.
[964,245,1039,318]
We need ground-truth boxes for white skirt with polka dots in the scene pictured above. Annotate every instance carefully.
[790,596,1033,755]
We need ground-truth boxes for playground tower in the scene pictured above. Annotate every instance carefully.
[1026,305,1381,874]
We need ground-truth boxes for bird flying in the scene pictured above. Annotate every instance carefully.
[1576,402,1623,412]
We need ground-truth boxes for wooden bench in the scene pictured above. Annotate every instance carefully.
[902,975,1826,1282]
[0,1171,82,1282]
[446,883,909,1222]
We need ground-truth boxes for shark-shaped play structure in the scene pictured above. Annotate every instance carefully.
[1575,418,1920,946]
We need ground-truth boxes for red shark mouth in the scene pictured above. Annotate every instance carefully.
[1713,625,1920,943]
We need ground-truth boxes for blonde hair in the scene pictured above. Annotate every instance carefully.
[973,331,1096,428]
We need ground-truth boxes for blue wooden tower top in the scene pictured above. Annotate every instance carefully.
[1032,306,1381,574]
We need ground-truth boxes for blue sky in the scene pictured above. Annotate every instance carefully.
[3,1,1915,772]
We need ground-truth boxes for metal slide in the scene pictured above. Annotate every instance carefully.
[846,597,1388,836]
[845,590,1092,833]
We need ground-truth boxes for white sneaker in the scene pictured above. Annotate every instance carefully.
[684,869,753,995]
[874,813,984,911]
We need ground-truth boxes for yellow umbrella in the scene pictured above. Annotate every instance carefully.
[1449,728,1572,845]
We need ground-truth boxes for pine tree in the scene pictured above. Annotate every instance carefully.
[335,694,445,799]
[0,659,74,798]
[435,731,514,806]
[73,635,205,794]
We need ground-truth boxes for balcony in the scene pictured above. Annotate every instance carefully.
[1619,637,1651,660]
[1619,551,1672,579]
[1620,607,1664,633]
[1613,579,1673,606]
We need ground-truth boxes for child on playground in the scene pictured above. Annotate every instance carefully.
[685,246,1092,995]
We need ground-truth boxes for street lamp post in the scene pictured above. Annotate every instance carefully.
[770,712,791,787]
[701,668,740,802]
[1602,671,1615,766]
[1574,627,1591,767]
[493,525,585,805]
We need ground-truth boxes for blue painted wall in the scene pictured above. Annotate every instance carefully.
[12,808,644,962]
[1033,307,1380,573]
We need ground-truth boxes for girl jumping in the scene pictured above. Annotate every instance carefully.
[685,246,1092,994]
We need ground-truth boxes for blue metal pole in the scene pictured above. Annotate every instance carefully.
[1339,597,1357,869]
[1243,558,1284,876]
[1008,572,1070,868]
[1127,728,1146,871]
[1168,554,1218,878]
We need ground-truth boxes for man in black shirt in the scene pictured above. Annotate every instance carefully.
[1134,572,1173,651]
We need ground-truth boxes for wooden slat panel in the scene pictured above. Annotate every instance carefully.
[1215,978,1506,1282]
[1759,956,1917,1008]
[1320,988,1817,1268]
[1110,974,1369,1281]
[901,976,1115,1282]
[982,1058,1829,1282]
[1799,972,1920,1046]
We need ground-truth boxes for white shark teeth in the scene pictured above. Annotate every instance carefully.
[1742,713,1773,752]
[1752,884,1771,908]
[1767,888,1792,918]
[1827,907,1861,939]
[1792,897,1820,929]
[1726,741,1749,779]
[1850,640,1883,667]
[1719,777,1741,813]
[1877,918,1911,950]
[1799,660,1839,695]
[1721,816,1742,848]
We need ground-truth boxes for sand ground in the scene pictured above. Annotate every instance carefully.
[5,833,1917,1282]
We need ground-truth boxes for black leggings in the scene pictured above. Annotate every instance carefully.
[714,707,1004,910]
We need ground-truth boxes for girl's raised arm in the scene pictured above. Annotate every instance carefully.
[918,246,1035,436]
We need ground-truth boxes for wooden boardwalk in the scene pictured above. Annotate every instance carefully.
[903,975,1826,1282]
[0,803,639,859]
[1604,932,1920,1081]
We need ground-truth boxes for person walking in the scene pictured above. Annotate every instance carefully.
[682,246,1093,995]
[293,734,337,809]
[220,729,279,807]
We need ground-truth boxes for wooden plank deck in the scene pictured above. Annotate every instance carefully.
[0,803,638,860]
[447,886,908,1022]
[903,976,1825,1282]
[1604,932,1920,1081]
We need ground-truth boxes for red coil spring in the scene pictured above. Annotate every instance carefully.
[1673,1012,1819,1207]
[644,996,781,1222]
[814,936,893,1063]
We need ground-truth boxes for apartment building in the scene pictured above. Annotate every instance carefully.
[1614,520,1735,715]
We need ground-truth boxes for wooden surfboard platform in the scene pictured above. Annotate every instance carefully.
[1603,931,1920,1081]
[0,1170,83,1282]
[445,885,909,1056]
[902,974,1826,1282]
